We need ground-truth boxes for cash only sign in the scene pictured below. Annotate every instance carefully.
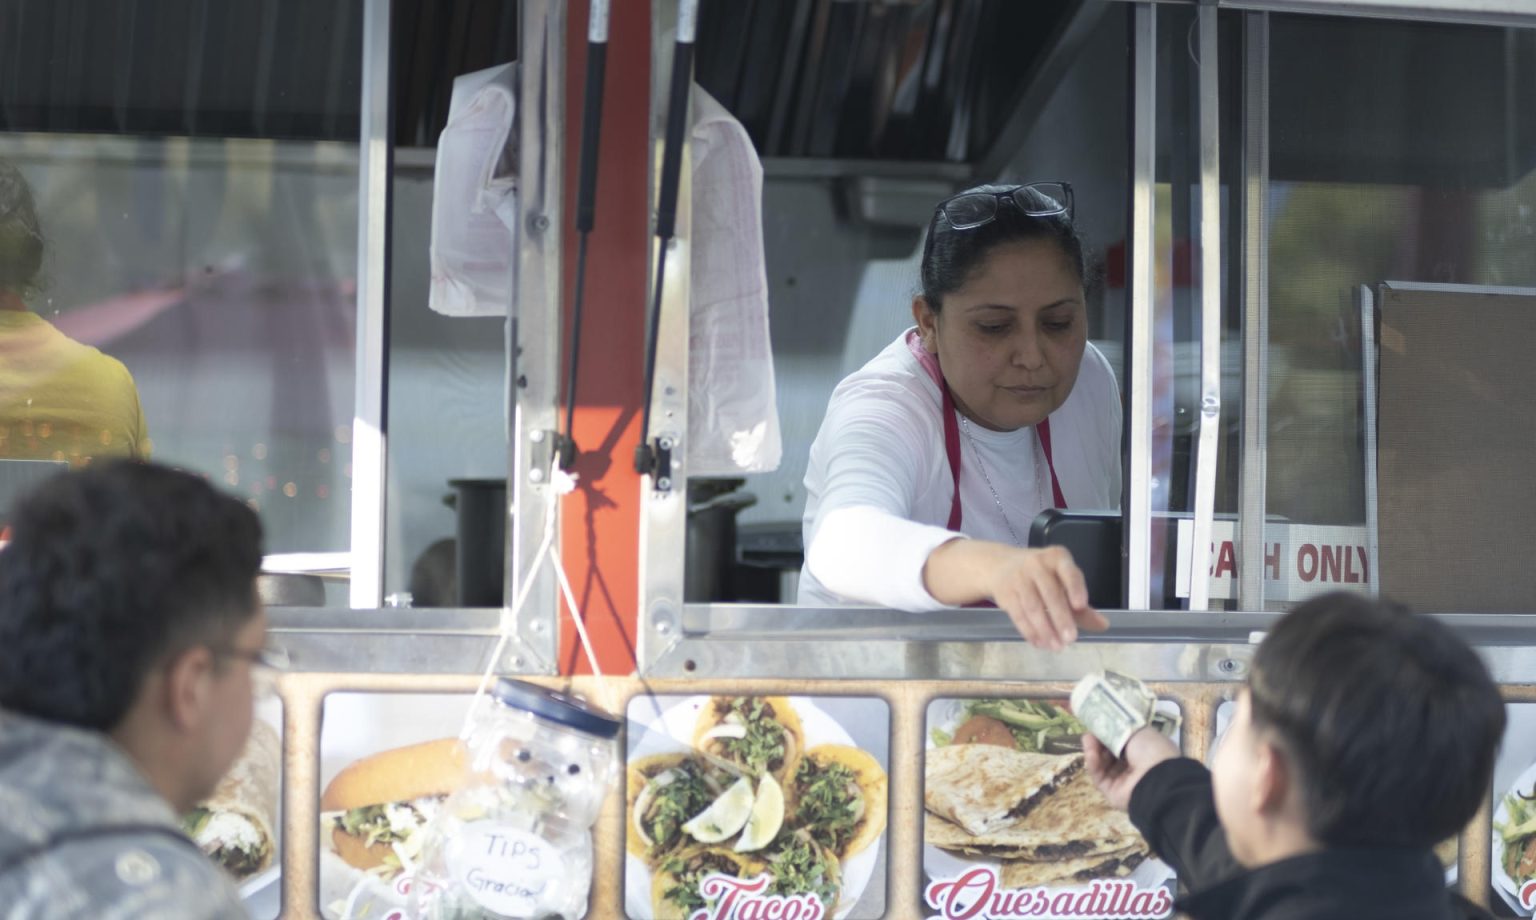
[921,675,1179,920]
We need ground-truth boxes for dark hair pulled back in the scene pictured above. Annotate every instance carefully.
[0,161,44,296]
[919,183,1088,311]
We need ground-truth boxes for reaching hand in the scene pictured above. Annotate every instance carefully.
[1083,728,1180,811]
[923,541,1110,650]
[982,545,1109,651]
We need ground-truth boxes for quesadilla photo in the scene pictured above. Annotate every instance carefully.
[790,745,888,862]
[924,767,1143,861]
[693,696,806,786]
[999,845,1149,889]
[184,719,280,881]
[924,744,1083,837]
[922,697,1176,897]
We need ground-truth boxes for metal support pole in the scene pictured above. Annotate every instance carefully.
[348,0,391,608]
[1127,5,1157,609]
[1238,11,1270,610]
[1188,3,1223,611]
[504,0,565,673]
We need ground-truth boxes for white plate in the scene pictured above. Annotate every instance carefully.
[921,697,1175,892]
[1493,758,1536,915]
[623,695,883,920]
[239,865,280,899]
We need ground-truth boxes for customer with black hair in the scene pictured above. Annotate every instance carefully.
[0,460,266,918]
[0,160,150,463]
[799,182,1119,648]
[1085,591,1503,920]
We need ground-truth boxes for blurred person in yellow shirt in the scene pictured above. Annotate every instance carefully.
[0,161,149,464]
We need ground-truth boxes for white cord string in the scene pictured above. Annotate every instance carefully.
[460,463,614,739]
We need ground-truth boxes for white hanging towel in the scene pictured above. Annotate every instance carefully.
[429,62,519,317]
[687,85,782,475]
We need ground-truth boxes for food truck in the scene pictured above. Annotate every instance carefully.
[2,0,1535,916]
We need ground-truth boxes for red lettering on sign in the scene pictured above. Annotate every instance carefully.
[1342,546,1361,583]
[697,874,824,920]
[1357,546,1369,584]
[1521,878,1536,908]
[1265,542,1282,580]
[923,871,1172,918]
[1297,544,1319,582]
[1321,545,1343,582]
[1213,541,1236,578]
[926,868,994,920]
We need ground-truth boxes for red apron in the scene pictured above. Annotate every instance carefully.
[905,329,1066,531]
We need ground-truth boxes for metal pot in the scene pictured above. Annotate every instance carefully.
[685,479,757,602]
[445,478,508,607]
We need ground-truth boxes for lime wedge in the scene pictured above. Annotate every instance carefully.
[734,774,785,853]
[682,776,755,844]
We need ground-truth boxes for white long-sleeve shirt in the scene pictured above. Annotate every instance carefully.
[798,329,1122,610]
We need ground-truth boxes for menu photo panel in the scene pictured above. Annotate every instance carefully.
[624,694,892,920]
[1492,703,1536,916]
[922,696,1179,920]
[186,695,283,920]
[317,691,477,919]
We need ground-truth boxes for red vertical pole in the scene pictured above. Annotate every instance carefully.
[559,0,651,675]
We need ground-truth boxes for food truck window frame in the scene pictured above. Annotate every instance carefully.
[317,0,561,672]
[634,0,1536,674]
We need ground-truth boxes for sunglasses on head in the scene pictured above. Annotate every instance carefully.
[936,181,1074,230]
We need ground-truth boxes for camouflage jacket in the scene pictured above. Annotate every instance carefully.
[0,711,247,919]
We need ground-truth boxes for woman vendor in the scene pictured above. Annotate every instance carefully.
[799,182,1120,649]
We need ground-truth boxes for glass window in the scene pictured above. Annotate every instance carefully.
[1263,14,1536,612]
[0,4,362,592]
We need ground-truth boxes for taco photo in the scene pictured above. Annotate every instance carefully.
[626,695,890,919]
[652,845,767,919]
[791,744,888,862]
[692,695,806,787]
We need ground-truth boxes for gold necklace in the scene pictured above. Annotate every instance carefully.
[957,413,1048,547]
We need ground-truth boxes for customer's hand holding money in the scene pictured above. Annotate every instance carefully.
[1083,728,1179,811]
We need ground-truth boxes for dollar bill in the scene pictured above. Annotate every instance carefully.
[1071,671,1180,757]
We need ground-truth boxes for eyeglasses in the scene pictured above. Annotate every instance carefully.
[213,643,290,672]
[936,181,1074,230]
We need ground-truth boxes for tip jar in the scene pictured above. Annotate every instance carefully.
[411,679,620,919]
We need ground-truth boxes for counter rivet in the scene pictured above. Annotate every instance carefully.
[530,430,545,443]
[511,655,526,669]
[658,437,675,450]
[530,620,546,634]
[656,477,672,490]
[529,468,545,483]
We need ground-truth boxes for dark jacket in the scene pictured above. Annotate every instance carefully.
[0,711,248,919]
[1128,758,1493,920]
